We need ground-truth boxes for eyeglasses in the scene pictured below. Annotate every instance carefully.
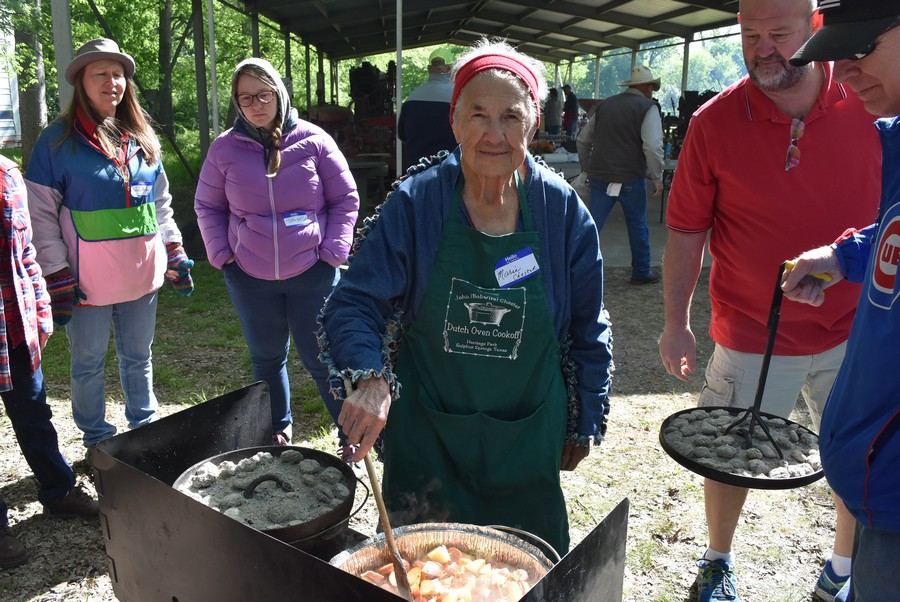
[784,118,804,172]
[236,90,275,107]
[850,21,900,60]
[850,40,879,61]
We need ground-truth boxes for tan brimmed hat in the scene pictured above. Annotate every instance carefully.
[618,66,661,91]
[65,38,135,85]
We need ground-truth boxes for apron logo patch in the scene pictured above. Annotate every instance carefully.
[444,278,525,359]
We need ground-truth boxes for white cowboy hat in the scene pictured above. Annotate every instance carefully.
[65,38,135,85]
[618,66,661,90]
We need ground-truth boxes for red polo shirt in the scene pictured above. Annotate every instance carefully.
[667,63,882,355]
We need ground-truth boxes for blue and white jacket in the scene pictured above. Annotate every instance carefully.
[25,119,181,306]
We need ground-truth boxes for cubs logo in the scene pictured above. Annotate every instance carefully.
[869,207,900,309]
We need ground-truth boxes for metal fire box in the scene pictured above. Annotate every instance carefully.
[94,382,628,601]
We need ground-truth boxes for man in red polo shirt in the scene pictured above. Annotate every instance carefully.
[658,0,881,601]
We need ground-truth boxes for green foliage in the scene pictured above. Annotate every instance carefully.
[39,260,335,436]
[5,1,746,162]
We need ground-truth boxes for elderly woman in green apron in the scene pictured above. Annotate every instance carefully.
[319,39,612,557]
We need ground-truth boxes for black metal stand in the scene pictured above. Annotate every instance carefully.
[723,263,788,459]
[94,382,629,601]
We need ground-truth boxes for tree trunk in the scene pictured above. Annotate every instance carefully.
[14,0,47,170]
[158,0,174,140]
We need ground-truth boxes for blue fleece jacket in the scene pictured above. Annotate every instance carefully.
[319,150,613,444]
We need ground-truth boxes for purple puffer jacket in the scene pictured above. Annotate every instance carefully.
[195,118,359,280]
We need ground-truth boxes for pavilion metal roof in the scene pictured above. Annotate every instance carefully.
[239,0,740,62]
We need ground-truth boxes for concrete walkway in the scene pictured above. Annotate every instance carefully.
[595,191,711,271]
[595,191,669,271]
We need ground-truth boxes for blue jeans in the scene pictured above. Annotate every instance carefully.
[224,261,339,437]
[1,344,75,517]
[65,292,159,446]
[546,126,561,135]
[588,177,652,279]
[835,523,900,601]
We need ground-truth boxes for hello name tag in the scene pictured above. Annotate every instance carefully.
[495,248,539,288]
[130,182,153,198]
[282,211,311,227]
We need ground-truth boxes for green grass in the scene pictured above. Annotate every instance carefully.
[41,259,336,442]
[0,148,23,163]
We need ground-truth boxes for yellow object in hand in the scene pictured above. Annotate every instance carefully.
[785,260,833,282]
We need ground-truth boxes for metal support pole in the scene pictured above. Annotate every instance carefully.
[681,33,693,93]
[305,43,312,118]
[251,10,260,57]
[395,0,403,178]
[49,0,73,110]
[193,0,210,161]
[206,0,220,136]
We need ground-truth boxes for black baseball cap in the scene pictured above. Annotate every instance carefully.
[791,0,900,65]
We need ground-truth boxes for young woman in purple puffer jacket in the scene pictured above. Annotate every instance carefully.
[195,57,359,450]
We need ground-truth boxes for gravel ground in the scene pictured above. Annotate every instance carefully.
[0,266,839,601]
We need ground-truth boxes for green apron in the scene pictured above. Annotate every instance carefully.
[382,170,570,556]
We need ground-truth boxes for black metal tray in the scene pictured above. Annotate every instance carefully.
[659,405,825,490]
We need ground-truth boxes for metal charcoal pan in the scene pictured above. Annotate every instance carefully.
[172,445,360,550]
[659,263,825,490]
[659,406,824,489]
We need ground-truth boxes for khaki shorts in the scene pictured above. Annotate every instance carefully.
[698,342,847,431]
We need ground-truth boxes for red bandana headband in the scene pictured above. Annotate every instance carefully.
[449,53,541,127]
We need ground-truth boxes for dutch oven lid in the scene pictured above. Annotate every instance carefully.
[660,264,825,490]
[172,445,357,541]
[659,406,824,490]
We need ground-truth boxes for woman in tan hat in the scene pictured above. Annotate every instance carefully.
[24,38,193,455]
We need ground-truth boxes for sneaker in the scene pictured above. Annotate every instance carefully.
[43,484,99,519]
[629,271,661,285]
[694,558,740,602]
[0,525,27,569]
[815,559,848,602]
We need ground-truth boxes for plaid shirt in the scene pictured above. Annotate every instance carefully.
[0,156,52,392]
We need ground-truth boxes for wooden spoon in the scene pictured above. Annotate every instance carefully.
[363,453,412,601]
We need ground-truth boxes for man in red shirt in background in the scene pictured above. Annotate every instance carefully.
[658,0,881,601]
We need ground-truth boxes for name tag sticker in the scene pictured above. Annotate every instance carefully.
[606,182,622,197]
[130,182,153,198]
[283,211,311,227]
[495,248,539,288]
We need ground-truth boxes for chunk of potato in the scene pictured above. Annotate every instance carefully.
[427,545,452,564]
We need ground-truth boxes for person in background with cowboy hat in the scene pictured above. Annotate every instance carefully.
[397,47,458,171]
[658,0,882,600]
[24,38,193,458]
[577,64,664,285]
[784,1,900,600]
